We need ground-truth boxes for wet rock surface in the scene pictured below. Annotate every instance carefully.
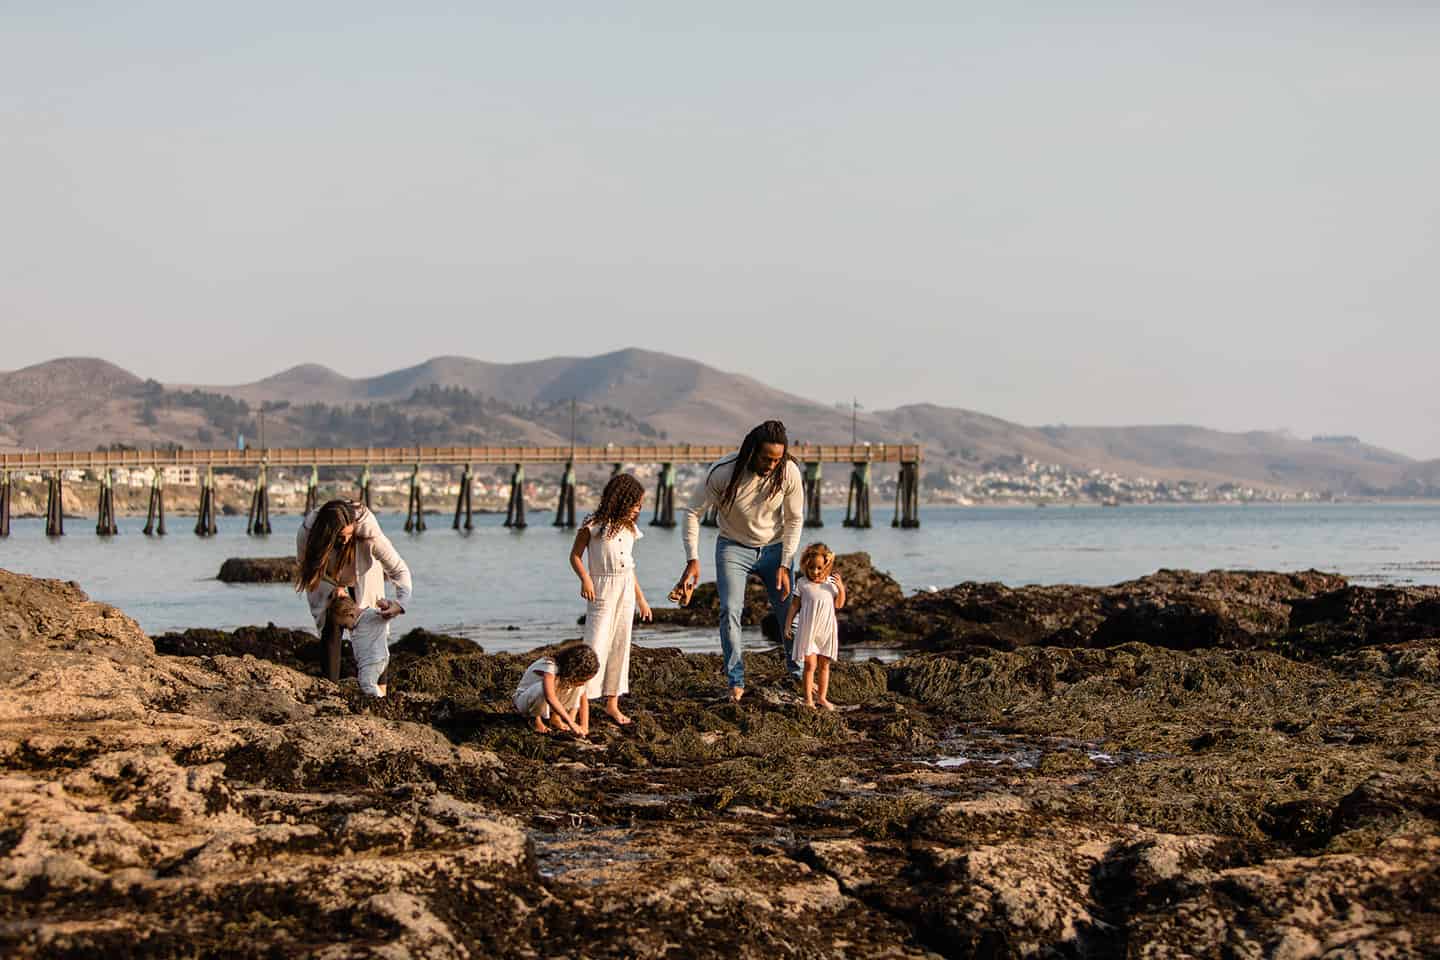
[4,566,1440,957]
[646,551,904,635]
[217,556,301,584]
[847,567,1355,651]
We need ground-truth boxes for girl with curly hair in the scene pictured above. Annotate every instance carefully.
[569,472,653,725]
[513,643,599,736]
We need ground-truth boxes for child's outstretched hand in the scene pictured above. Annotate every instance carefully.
[637,600,653,622]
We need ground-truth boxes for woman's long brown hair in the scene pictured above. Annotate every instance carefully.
[295,499,364,593]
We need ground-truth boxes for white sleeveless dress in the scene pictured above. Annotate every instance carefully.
[582,522,641,699]
[793,576,841,660]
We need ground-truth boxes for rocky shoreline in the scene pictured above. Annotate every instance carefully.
[3,565,1439,957]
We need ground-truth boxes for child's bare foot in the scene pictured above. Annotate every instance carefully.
[818,698,836,711]
[606,706,632,725]
[532,718,551,734]
[729,686,745,703]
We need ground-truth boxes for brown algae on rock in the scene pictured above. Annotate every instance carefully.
[4,566,1440,956]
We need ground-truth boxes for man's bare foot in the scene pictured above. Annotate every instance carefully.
[818,698,836,711]
[729,686,746,703]
[532,718,551,734]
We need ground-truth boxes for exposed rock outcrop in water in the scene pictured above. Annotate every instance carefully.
[217,556,300,584]
[4,565,1440,957]
[848,567,1354,651]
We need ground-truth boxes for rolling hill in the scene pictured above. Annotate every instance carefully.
[0,351,1424,495]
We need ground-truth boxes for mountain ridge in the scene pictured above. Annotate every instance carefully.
[0,351,1421,495]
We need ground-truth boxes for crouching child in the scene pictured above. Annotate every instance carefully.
[513,644,600,736]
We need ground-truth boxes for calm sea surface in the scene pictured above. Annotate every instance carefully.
[3,504,1437,656]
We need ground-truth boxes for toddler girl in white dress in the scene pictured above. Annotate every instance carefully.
[570,473,653,726]
[784,542,847,710]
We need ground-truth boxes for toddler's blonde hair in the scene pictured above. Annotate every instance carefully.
[799,542,835,581]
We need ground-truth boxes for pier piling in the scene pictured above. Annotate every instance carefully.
[259,467,271,534]
[804,462,824,528]
[144,470,166,536]
[553,462,576,528]
[893,461,921,528]
[45,471,64,537]
[404,465,427,533]
[453,465,473,530]
[0,469,10,538]
[358,466,372,511]
[843,462,872,529]
[304,466,318,515]
[651,463,676,528]
[246,466,272,536]
[504,465,527,529]
[194,467,217,537]
[95,470,118,536]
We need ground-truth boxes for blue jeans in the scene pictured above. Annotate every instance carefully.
[716,536,798,688]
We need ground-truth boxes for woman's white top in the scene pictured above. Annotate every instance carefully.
[296,506,413,631]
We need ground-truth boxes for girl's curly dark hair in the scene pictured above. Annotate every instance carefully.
[583,473,645,539]
[554,643,599,685]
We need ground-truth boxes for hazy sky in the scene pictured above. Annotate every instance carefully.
[3,3,1437,456]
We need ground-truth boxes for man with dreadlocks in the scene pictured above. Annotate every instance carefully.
[679,420,806,701]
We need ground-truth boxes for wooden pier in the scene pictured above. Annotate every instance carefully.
[0,443,923,537]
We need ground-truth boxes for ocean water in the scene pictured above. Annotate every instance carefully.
[2,504,1437,655]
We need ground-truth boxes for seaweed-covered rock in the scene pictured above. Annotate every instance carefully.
[7,564,1440,958]
[153,624,478,685]
[1090,599,1258,651]
[216,556,299,583]
[1285,586,1440,657]
[849,568,1357,654]
[648,552,903,631]
[849,581,1107,650]
[154,623,323,671]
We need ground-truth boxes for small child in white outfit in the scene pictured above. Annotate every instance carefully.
[570,473,653,726]
[513,644,599,736]
[784,543,847,710]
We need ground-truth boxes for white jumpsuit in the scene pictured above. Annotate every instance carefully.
[793,576,841,660]
[582,521,641,700]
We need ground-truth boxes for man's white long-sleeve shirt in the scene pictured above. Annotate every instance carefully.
[682,455,805,567]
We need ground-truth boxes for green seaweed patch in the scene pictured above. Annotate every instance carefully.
[822,792,941,839]
[1035,750,1097,776]
[704,755,859,812]
[825,661,889,702]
